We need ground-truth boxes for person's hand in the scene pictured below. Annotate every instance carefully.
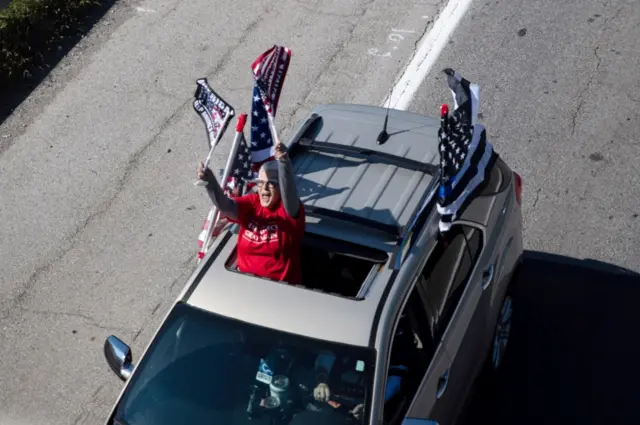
[274,141,287,160]
[313,383,331,402]
[196,161,213,182]
[350,404,364,420]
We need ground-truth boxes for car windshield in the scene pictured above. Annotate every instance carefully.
[113,302,376,425]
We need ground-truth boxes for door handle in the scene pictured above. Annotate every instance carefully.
[436,369,449,399]
[482,264,494,290]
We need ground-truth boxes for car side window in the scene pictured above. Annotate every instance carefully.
[417,225,483,344]
[382,288,436,425]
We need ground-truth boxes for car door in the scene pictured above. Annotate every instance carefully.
[457,156,520,347]
[395,282,456,425]
[413,223,487,425]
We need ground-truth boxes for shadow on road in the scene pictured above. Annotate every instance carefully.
[461,250,640,425]
[0,0,118,127]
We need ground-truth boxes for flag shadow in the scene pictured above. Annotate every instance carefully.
[296,177,350,203]
[460,251,640,425]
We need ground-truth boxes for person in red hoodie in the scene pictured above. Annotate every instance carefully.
[197,141,305,285]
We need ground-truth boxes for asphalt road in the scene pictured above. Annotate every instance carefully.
[410,0,640,272]
[0,0,447,424]
[410,0,640,423]
[0,0,638,424]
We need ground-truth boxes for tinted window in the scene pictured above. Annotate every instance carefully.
[418,225,482,343]
[477,156,510,196]
[381,288,438,425]
[113,303,376,425]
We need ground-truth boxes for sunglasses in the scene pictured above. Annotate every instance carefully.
[255,179,279,189]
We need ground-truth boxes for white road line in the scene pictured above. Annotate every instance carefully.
[384,0,474,110]
[135,6,157,13]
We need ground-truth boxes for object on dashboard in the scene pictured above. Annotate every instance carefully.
[263,396,281,409]
[270,375,290,403]
[247,384,262,417]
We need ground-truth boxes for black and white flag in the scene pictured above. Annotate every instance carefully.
[193,78,235,169]
[437,68,498,232]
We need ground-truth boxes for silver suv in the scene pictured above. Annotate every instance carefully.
[103,103,523,425]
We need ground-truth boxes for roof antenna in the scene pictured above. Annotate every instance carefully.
[376,90,392,145]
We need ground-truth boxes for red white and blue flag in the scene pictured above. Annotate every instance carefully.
[250,83,276,165]
[197,121,254,256]
[196,45,292,259]
[251,44,291,117]
[249,45,291,168]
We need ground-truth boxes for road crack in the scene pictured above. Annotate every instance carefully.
[284,0,379,125]
[19,307,136,332]
[290,0,369,18]
[1,7,268,323]
[530,187,542,214]
[571,43,602,136]
[570,7,622,136]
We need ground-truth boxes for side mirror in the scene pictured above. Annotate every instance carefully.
[104,335,134,381]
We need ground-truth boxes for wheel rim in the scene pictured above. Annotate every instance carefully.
[492,295,513,369]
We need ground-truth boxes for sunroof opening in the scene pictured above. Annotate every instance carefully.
[224,230,388,299]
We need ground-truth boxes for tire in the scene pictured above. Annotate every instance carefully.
[488,288,514,372]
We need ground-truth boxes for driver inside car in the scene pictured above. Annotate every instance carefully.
[312,314,416,419]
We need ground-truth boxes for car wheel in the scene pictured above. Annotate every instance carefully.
[490,291,513,371]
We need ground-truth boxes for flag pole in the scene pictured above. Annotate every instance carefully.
[265,110,281,147]
[197,113,248,262]
[194,112,233,187]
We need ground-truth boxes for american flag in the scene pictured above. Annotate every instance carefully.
[251,45,291,117]
[250,83,276,166]
[197,122,255,257]
[249,45,291,168]
[223,130,256,195]
[196,46,292,259]
[436,68,498,232]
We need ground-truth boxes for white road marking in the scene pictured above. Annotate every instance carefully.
[368,29,415,58]
[383,0,474,110]
[135,6,157,13]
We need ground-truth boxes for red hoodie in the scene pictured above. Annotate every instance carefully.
[232,192,305,285]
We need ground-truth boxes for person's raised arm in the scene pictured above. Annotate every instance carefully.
[274,142,300,218]
[197,161,239,221]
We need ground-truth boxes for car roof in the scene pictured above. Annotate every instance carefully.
[290,103,441,244]
[185,103,443,348]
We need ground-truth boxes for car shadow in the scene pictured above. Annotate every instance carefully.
[461,250,640,425]
[0,0,118,127]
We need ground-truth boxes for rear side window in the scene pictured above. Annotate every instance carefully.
[478,156,510,196]
[417,225,483,344]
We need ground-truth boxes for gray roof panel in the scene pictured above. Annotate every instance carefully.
[290,104,441,236]
[186,233,397,347]
[185,104,446,347]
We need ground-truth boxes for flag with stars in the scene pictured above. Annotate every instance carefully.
[250,45,291,167]
[197,125,255,257]
[222,130,256,195]
[436,68,498,232]
[250,83,276,165]
[251,45,291,117]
